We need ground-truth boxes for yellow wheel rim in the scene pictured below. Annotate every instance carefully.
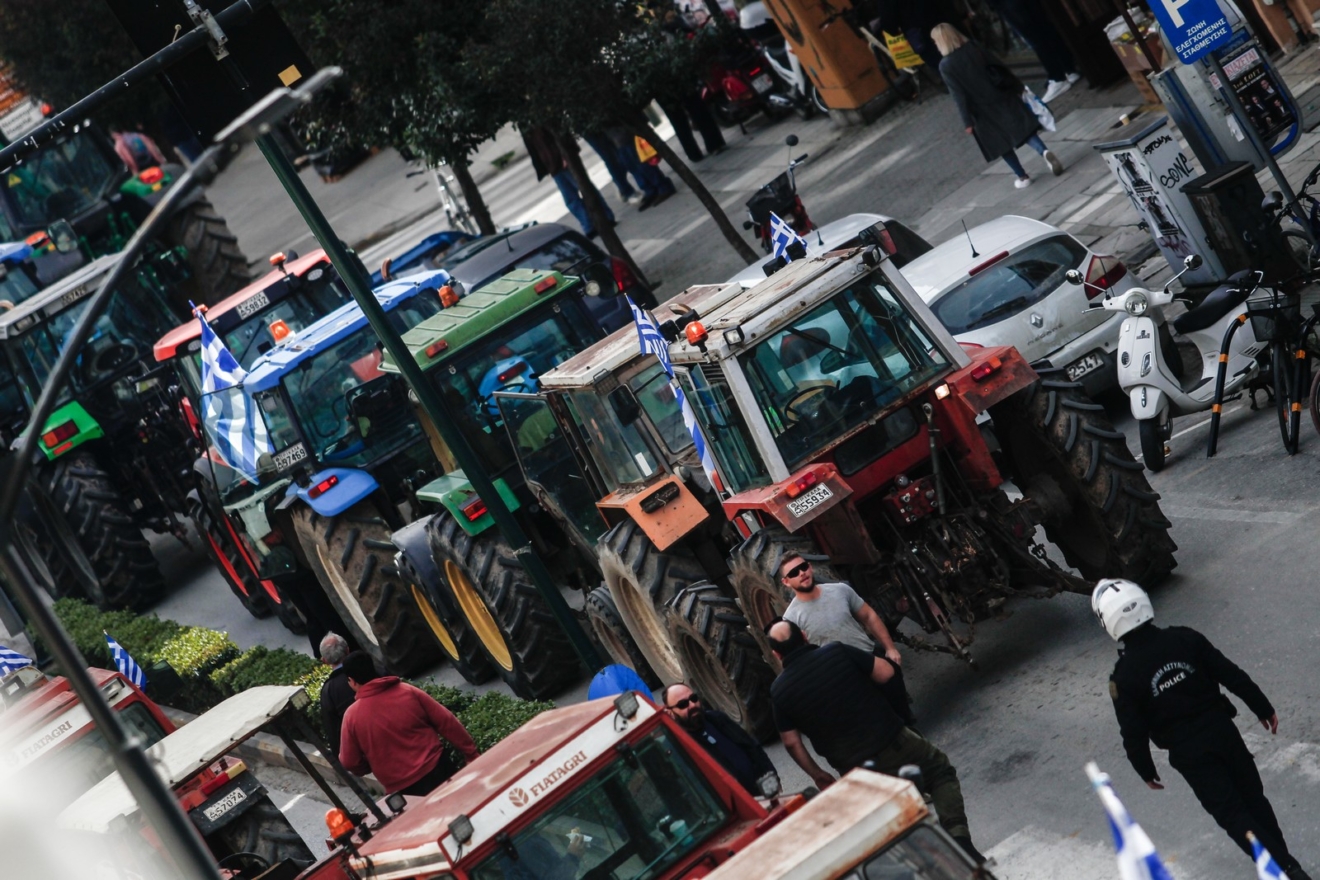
[411,584,460,661]
[444,559,514,672]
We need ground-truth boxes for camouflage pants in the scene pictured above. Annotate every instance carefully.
[868,727,970,839]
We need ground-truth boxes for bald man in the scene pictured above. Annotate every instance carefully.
[766,619,981,863]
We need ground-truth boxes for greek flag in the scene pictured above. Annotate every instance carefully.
[198,308,272,481]
[769,211,807,263]
[1252,833,1290,880]
[104,631,146,689]
[627,297,722,493]
[0,644,32,676]
[1085,763,1174,880]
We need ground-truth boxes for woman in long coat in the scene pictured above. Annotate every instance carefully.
[932,23,1063,189]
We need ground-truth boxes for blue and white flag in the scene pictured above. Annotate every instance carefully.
[104,631,147,689]
[198,308,273,481]
[627,296,723,493]
[1252,832,1290,880]
[0,644,33,676]
[1085,763,1174,880]
[769,211,808,263]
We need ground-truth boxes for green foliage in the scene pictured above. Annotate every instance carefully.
[210,646,321,696]
[458,692,555,753]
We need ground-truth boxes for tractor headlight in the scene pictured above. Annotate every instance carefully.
[1124,292,1149,316]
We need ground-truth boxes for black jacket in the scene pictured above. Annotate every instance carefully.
[696,709,777,796]
[1109,625,1274,781]
[320,666,356,755]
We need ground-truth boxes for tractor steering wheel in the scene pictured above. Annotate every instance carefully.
[784,382,837,423]
[82,342,138,382]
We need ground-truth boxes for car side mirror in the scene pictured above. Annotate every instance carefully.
[1065,269,1084,286]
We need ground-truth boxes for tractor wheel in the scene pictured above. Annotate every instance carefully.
[664,583,776,740]
[291,500,439,676]
[427,512,579,700]
[210,797,314,868]
[189,494,272,619]
[164,196,251,307]
[990,375,1177,586]
[586,586,659,687]
[40,451,163,610]
[596,521,709,686]
[22,477,101,604]
[728,527,840,668]
[396,548,496,686]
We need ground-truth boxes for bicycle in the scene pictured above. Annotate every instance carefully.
[406,164,478,235]
[1244,283,1310,453]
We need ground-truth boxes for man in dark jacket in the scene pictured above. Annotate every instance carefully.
[1095,578,1312,879]
[318,633,355,755]
[661,683,776,796]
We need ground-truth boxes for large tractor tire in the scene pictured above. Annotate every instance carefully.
[396,546,496,686]
[990,374,1177,587]
[190,493,272,619]
[596,521,710,686]
[165,196,251,307]
[210,797,314,868]
[22,477,101,604]
[40,451,163,610]
[728,527,840,668]
[585,586,660,687]
[664,583,776,740]
[291,500,439,676]
[427,512,579,700]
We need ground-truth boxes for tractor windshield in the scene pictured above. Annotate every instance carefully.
[564,387,661,488]
[2,133,120,231]
[842,826,982,879]
[677,363,769,494]
[738,278,949,469]
[0,261,40,306]
[469,727,728,880]
[431,298,599,477]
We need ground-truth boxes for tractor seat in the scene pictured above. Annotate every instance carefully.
[1171,271,1254,334]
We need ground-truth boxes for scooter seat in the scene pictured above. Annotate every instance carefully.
[1171,271,1253,334]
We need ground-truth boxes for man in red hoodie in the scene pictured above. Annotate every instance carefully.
[338,652,480,796]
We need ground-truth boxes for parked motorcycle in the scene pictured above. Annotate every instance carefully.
[1068,254,1267,471]
[740,1,827,119]
[744,134,813,252]
[702,31,794,127]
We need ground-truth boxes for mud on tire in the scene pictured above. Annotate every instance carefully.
[165,196,251,307]
[990,375,1177,586]
[210,797,314,867]
[586,586,660,687]
[664,583,776,740]
[428,512,579,700]
[597,520,710,686]
[728,527,840,668]
[292,499,439,675]
[396,547,496,686]
[40,451,163,610]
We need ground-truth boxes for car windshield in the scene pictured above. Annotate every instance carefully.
[846,826,981,879]
[2,133,119,230]
[432,298,600,477]
[469,728,729,880]
[738,276,949,469]
[929,235,1086,335]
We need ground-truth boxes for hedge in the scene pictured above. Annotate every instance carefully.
[49,598,553,749]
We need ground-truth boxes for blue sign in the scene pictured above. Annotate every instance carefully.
[1148,0,1234,63]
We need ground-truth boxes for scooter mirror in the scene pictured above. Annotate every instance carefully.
[1064,269,1084,286]
[1184,254,1203,270]
[786,134,800,147]
[1262,191,1284,214]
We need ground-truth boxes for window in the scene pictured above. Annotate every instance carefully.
[470,236,597,290]
[2,133,117,229]
[219,273,353,370]
[629,363,692,456]
[859,826,981,879]
[469,729,729,880]
[678,364,768,493]
[565,388,659,488]
[929,236,1086,335]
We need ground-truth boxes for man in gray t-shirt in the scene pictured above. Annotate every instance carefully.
[779,553,901,665]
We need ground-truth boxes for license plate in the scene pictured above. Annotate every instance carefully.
[787,483,833,517]
[1065,352,1105,381]
[236,289,271,319]
[752,74,774,94]
[202,787,247,822]
[273,442,307,472]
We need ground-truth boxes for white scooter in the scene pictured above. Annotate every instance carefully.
[740,1,828,118]
[1067,254,1266,471]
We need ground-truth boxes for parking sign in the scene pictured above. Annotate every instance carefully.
[1149,0,1233,63]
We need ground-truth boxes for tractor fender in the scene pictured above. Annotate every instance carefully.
[284,468,379,518]
[944,345,1038,415]
[414,470,521,537]
[391,516,464,623]
[37,401,104,461]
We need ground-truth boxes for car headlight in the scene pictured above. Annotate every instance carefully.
[1124,291,1149,316]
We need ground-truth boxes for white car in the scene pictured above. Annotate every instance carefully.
[900,215,1133,393]
[727,213,933,286]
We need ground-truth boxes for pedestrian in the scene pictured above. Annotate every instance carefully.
[981,0,1081,102]
[1095,579,1313,879]
[584,128,677,211]
[522,127,615,239]
[317,633,355,756]
[109,126,167,175]
[932,23,1063,190]
[777,552,914,724]
[338,651,479,796]
[660,683,778,797]
[1247,0,1319,48]
[765,619,983,862]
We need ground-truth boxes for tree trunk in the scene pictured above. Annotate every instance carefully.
[554,131,649,287]
[451,158,496,236]
[622,113,758,264]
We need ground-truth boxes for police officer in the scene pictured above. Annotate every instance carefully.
[1095,579,1311,878]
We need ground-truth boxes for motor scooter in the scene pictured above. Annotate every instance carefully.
[702,32,794,128]
[740,1,827,119]
[744,134,813,253]
[1068,254,1267,471]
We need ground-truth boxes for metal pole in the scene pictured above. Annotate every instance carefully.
[253,134,603,672]
[1208,54,1318,250]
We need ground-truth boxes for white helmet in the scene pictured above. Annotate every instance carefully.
[1091,578,1154,641]
[739,1,772,30]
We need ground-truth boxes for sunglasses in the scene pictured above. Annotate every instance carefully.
[782,562,811,579]
[668,694,701,711]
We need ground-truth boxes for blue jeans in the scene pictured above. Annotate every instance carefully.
[553,170,614,235]
[584,133,637,200]
[1003,135,1048,178]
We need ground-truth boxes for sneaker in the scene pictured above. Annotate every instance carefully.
[625,192,645,206]
[649,189,675,208]
[1014,176,1032,189]
[1042,79,1071,102]
[637,193,658,211]
[1066,71,1081,84]
[1044,149,1064,176]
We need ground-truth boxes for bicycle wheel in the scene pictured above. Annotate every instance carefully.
[1273,341,1301,453]
[1282,229,1319,276]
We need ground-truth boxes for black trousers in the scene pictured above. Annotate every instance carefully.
[1167,714,1290,861]
[397,748,464,797]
